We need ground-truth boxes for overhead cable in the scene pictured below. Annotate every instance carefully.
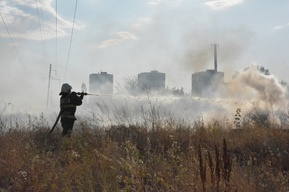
[63,0,78,82]
[0,13,29,76]
[55,0,58,71]
[35,0,48,68]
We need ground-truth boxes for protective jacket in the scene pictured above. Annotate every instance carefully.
[60,92,83,120]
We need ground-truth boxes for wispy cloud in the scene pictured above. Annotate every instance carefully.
[98,31,137,48]
[273,23,289,30]
[205,0,243,11]
[148,0,163,5]
[0,0,83,40]
[148,0,183,6]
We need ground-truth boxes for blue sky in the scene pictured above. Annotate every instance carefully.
[0,0,289,113]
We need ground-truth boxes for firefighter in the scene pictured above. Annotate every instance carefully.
[59,83,84,137]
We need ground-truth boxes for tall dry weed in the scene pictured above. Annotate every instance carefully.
[1,110,289,191]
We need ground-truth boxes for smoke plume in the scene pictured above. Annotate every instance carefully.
[223,65,287,115]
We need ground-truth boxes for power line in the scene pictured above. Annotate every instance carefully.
[55,0,58,71]
[0,13,29,76]
[63,0,78,82]
[35,0,48,68]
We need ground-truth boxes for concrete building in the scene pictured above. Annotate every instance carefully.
[138,70,165,92]
[191,70,224,96]
[191,44,224,96]
[89,72,113,94]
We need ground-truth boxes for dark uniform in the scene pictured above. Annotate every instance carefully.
[59,92,83,136]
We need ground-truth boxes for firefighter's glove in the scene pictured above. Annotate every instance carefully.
[80,92,84,100]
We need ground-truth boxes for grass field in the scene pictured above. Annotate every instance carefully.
[1,108,289,192]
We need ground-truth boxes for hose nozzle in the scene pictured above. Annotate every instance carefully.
[76,92,88,96]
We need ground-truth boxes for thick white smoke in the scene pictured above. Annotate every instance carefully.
[1,65,288,129]
[74,65,289,128]
[223,65,287,110]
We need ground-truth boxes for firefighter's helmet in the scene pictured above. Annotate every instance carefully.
[60,83,72,95]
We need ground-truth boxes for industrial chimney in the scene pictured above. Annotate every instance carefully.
[212,44,218,71]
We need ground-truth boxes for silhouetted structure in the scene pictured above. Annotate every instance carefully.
[191,44,224,96]
[191,70,224,96]
[138,70,165,92]
[89,72,113,94]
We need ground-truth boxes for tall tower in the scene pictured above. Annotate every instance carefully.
[212,44,219,71]
[46,64,59,108]
[191,44,224,96]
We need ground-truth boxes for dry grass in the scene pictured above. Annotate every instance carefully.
[1,112,289,192]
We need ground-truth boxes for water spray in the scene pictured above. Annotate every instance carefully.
[75,92,117,97]
[46,92,123,137]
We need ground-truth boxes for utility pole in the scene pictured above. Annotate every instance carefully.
[46,64,52,108]
[46,64,59,109]
[211,43,219,71]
